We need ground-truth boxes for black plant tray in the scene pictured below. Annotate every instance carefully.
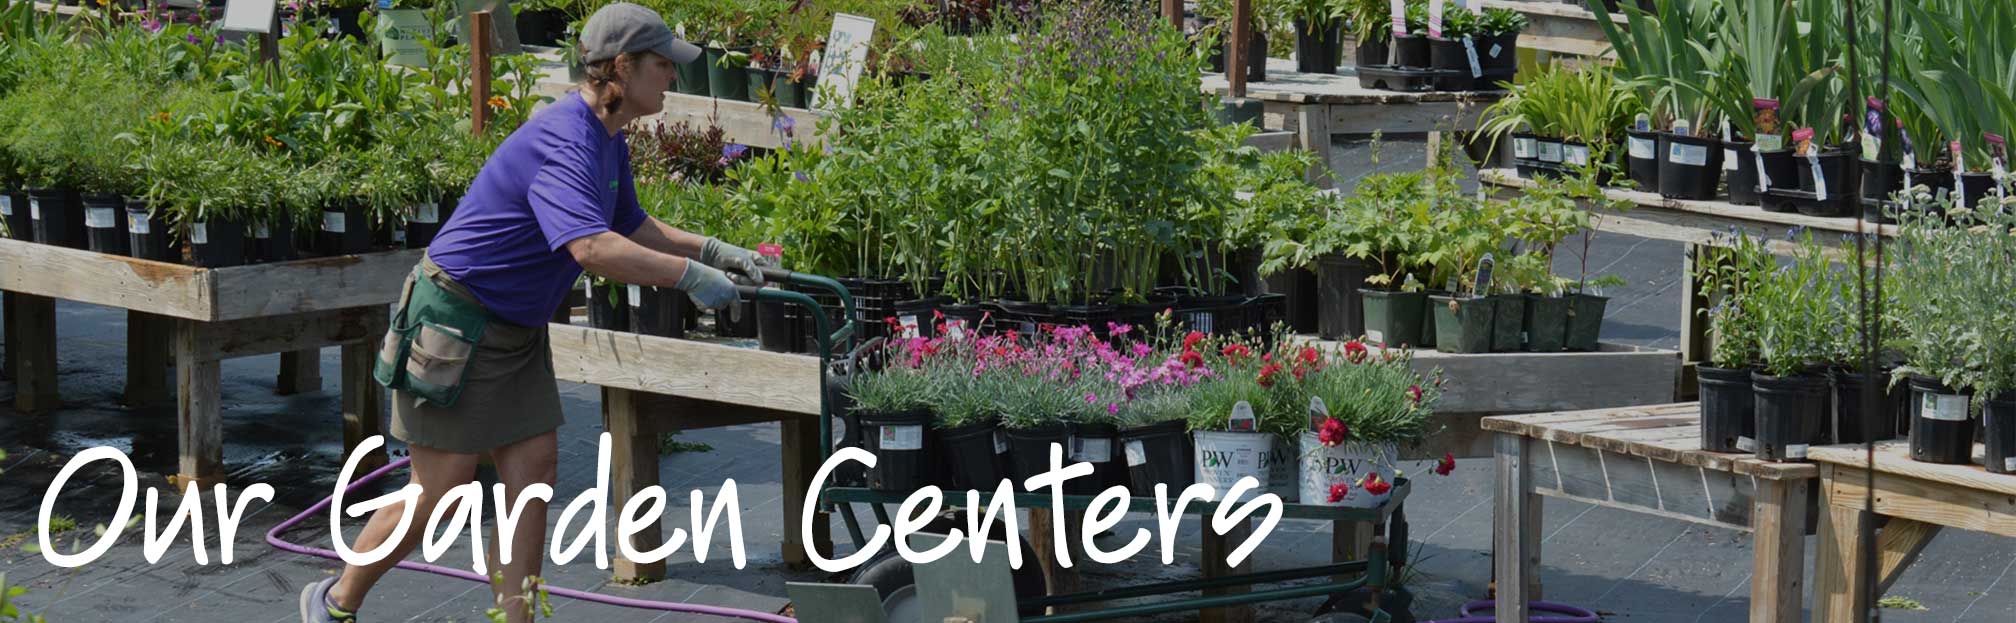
[1355,65,1441,92]
[1761,187,1856,218]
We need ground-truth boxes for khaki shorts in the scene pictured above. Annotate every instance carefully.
[389,258,564,454]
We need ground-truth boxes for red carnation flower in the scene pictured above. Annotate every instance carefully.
[1435,452,1456,476]
[1299,346,1320,365]
[1318,417,1349,447]
[1363,474,1392,496]
[1409,385,1424,403]
[1327,482,1351,503]
[1183,330,1207,351]
[1220,343,1251,363]
[1257,362,1284,388]
[1180,349,1205,368]
[1343,340,1369,364]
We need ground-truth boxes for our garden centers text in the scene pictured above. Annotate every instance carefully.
[34,433,1285,574]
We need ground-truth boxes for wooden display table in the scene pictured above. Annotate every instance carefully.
[0,239,418,485]
[1482,403,1819,623]
[1809,441,2016,622]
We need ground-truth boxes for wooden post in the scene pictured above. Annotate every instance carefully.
[1296,105,1334,189]
[1227,0,1249,99]
[123,310,173,408]
[1676,243,1712,400]
[1026,508,1083,613]
[471,11,494,136]
[1162,0,1182,28]
[173,319,223,486]
[781,415,832,569]
[341,321,387,474]
[1200,517,1254,623]
[1749,478,1810,623]
[11,293,58,414]
[1493,433,1539,623]
[1331,519,1375,584]
[277,349,322,395]
[2,291,18,380]
[1813,480,1872,623]
[605,387,666,581]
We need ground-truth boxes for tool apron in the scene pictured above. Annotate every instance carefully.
[376,255,563,453]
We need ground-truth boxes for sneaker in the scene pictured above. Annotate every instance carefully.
[299,577,357,622]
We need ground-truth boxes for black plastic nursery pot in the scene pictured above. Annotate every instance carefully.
[705,48,749,102]
[1754,149,1801,212]
[1957,172,1996,212]
[715,297,760,338]
[1067,422,1127,496]
[1752,371,1826,462]
[1356,39,1391,67]
[1,190,29,241]
[249,210,295,264]
[1490,293,1525,352]
[1265,267,1320,334]
[1563,293,1607,351]
[318,202,372,255]
[586,281,629,332]
[1657,133,1723,201]
[1393,33,1431,69]
[123,200,174,263]
[756,298,797,352]
[1698,365,1756,453]
[1793,149,1856,217]
[188,219,247,268]
[1244,32,1269,82]
[1859,159,1904,209]
[1359,288,1426,347]
[1005,423,1072,484]
[1984,393,2016,475]
[1830,368,1901,445]
[744,66,773,102]
[1481,32,1520,71]
[1900,168,1956,219]
[1418,289,1446,348]
[404,196,456,249]
[1908,375,1977,465]
[629,285,688,339]
[862,408,936,492]
[27,188,86,249]
[1522,294,1569,352]
[1315,253,1367,339]
[1428,37,1470,75]
[81,194,129,256]
[1292,20,1341,74]
[940,420,1010,491]
[1624,130,1661,191]
[775,73,818,109]
[1120,420,1194,497]
[674,54,711,97]
[1430,294,1494,354]
[1724,140,1762,205]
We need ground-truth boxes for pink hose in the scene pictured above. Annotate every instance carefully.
[264,457,797,623]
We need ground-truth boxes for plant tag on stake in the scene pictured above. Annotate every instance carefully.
[1862,97,1885,160]
[1428,0,1444,39]
[1462,36,1481,78]
[1125,441,1147,467]
[879,425,923,451]
[1228,401,1258,433]
[1722,118,1739,171]
[1390,0,1407,36]
[220,0,276,34]
[1308,396,1331,430]
[1471,253,1494,298]
[191,223,208,245]
[1988,133,2008,202]
[1792,128,1825,200]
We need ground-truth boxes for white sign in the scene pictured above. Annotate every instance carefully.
[130,214,151,235]
[323,211,346,233]
[221,0,276,35]
[190,223,209,245]
[812,14,877,112]
[878,425,923,451]
[86,207,116,229]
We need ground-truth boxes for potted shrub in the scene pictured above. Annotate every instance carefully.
[1343,0,1393,66]
[1889,204,1982,465]
[1476,7,1528,74]
[1745,231,1836,462]
[1291,0,1344,74]
[1391,2,1430,69]
[1187,337,1294,493]
[1693,229,1773,452]
[1821,266,1903,446]
[1425,5,1478,88]
[1119,389,1199,497]
[847,354,939,493]
[1298,341,1440,508]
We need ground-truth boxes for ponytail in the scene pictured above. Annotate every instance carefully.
[581,52,637,117]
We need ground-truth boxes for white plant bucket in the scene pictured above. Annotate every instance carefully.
[1298,433,1399,508]
[1193,431,1273,492]
[1265,435,1301,502]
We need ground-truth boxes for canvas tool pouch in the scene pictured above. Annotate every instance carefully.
[374,257,492,408]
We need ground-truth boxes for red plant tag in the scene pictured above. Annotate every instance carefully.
[758,243,783,257]
[1753,98,1780,110]
[1791,127,1815,155]
[1791,127,1814,142]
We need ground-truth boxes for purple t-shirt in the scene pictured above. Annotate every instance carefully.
[427,93,647,327]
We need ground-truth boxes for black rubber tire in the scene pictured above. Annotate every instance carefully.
[845,552,914,600]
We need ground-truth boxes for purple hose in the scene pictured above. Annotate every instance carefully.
[264,457,796,623]
[1419,599,1600,623]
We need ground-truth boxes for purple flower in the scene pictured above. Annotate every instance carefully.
[142,19,162,32]
[1106,402,1120,416]
[793,171,810,183]
[1084,393,1097,404]
[772,115,795,136]
[186,33,200,45]
[722,144,749,160]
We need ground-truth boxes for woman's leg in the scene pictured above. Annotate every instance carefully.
[327,444,482,611]
[484,430,560,623]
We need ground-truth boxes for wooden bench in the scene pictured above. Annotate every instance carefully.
[1809,441,2016,622]
[1482,403,1819,623]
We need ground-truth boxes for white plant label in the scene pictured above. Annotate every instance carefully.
[1737,436,1756,452]
[0,195,12,216]
[1428,0,1443,39]
[1462,36,1481,78]
[323,211,346,233]
[1069,437,1112,464]
[1724,149,1740,171]
[29,198,40,220]
[1537,141,1563,163]
[627,284,642,307]
[1670,142,1708,167]
[129,215,150,235]
[1489,43,1502,58]
[221,0,276,34]
[1365,328,1385,343]
[1228,401,1258,433]
[992,431,1008,455]
[1124,441,1147,467]
[1952,141,1965,175]
[413,202,439,224]
[878,425,923,451]
[2005,457,2016,472]
[1924,394,1969,422]
[1755,151,1773,191]
[1808,153,1828,200]
[1565,144,1591,167]
[1512,137,1535,159]
[1628,136,1656,160]
[898,314,920,339]
[86,207,116,229]
[190,223,209,245]
[1787,444,1809,460]
[1389,0,1406,35]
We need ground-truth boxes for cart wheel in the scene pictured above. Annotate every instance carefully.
[846,552,915,601]
[1308,613,1373,623]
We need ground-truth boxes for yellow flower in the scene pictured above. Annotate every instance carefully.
[263,135,284,148]
[149,111,171,124]
[488,95,510,110]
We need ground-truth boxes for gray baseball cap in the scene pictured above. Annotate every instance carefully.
[579,2,702,65]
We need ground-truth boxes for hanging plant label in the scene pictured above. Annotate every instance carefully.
[1069,436,1112,463]
[28,198,40,221]
[1537,141,1563,163]
[0,195,11,216]
[993,431,1009,455]
[413,202,440,224]
[1724,148,1740,171]
[878,424,923,451]
[1670,142,1708,167]
[1951,140,1965,175]
[1627,135,1655,160]
[86,207,116,229]
[1807,152,1828,201]
[1228,401,1258,433]
[129,215,150,235]
[1565,144,1590,167]
[1428,0,1444,38]
[1462,36,1481,78]
[1923,393,1969,422]
[1512,136,1535,159]
[627,284,642,307]
[1791,127,1815,156]
[323,211,346,233]
[1989,133,2009,202]
[1737,436,1756,452]
[191,223,209,245]
[1308,396,1331,429]
[1787,444,1809,460]
[1124,440,1146,467]
[1390,0,1407,35]
[1755,150,1773,191]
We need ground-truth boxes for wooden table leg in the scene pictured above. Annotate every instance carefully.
[2,291,18,380]
[780,415,831,570]
[340,336,386,474]
[1676,242,1712,401]
[1332,518,1374,584]
[172,319,222,486]
[605,387,665,582]
[1814,481,1875,623]
[1873,518,1940,595]
[1750,478,1810,623]
[10,293,58,414]
[1494,433,1541,622]
[1297,105,1334,189]
[276,348,322,395]
[1027,508,1085,614]
[1201,516,1254,623]
[123,310,173,409]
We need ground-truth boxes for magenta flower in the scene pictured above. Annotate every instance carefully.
[1106,402,1120,416]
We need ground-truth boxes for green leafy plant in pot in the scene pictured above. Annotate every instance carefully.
[1745,230,1838,462]
[1296,341,1439,508]
[1188,336,1300,496]
[1890,203,1993,465]
[847,357,939,493]
[1694,228,1773,453]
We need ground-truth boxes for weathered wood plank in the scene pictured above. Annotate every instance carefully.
[1707,470,1757,526]
[123,310,173,408]
[548,323,822,415]
[341,338,387,474]
[1242,130,1297,153]
[634,394,796,431]
[1810,441,2016,497]
[1203,58,1506,108]
[1750,477,1809,623]
[1648,459,1714,520]
[210,250,421,321]
[1494,433,1538,623]
[1481,168,1897,244]
[1485,404,1818,481]
[1814,477,1874,623]
[1826,465,2016,538]
[1602,450,1662,510]
[1548,443,1610,501]
[781,414,832,570]
[1397,343,1679,414]
[606,387,666,581]
[184,307,389,363]
[2,292,18,380]
[277,349,322,395]
[1874,518,1940,594]
[1296,106,1333,189]
[0,238,213,320]
[173,319,223,486]
[10,293,58,414]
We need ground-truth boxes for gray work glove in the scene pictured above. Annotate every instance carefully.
[700,237,765,284]
[676,261,740,310]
